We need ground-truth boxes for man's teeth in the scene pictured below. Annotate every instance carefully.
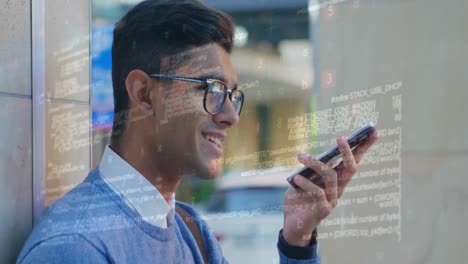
[206,135,222,146]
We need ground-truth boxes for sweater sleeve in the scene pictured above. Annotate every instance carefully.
[277,229,320,264]
[18,235,109,264]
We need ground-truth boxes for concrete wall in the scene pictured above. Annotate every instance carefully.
[0,0,91,262]
[0,1,33,262]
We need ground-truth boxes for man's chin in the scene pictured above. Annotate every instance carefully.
[196,159,222,180]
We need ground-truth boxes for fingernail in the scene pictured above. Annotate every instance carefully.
[332,200,338,208]
[297,153,308,163]
[294,175,302,184]
[337,136,346,147]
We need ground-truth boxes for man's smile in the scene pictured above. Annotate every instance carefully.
[201,131,226,156]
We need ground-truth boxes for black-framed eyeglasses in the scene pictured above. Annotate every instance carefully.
[149,73,244,116]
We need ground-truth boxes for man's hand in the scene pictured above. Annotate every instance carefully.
[282,132,379,246]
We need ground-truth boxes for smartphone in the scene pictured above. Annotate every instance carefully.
[287,122,376,189]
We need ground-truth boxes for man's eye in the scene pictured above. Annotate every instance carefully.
[195,84,207,91]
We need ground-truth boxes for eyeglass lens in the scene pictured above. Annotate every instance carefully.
[205,81,243,115]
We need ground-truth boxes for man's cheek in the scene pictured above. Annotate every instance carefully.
[188,91,205,113]
[195,104,204,114]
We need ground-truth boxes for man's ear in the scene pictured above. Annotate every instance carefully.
[125,69,153,116]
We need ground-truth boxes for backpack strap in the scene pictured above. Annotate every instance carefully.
[175,205,208,264]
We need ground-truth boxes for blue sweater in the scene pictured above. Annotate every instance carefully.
[17,169,319,263]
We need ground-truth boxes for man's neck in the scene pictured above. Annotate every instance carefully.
[109,138,182,204]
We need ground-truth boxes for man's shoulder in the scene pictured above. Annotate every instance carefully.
[18,169,127,262]
[37,168,119,230]
[17,233,108,264]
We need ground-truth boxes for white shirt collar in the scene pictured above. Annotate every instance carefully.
[98,145,175,228]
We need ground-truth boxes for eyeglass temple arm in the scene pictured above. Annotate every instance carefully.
[149,74,204,84]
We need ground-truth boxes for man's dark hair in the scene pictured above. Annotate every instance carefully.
[111,0,234,139]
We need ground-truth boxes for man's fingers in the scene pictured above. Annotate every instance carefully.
[337,136,357,184]
[292,175,325,200]
[338,136,357,168]
[297,154,338,207]
[353,131,379,164]
[291,175,333,218]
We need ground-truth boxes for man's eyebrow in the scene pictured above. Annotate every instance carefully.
[194,73,238,87]
[194,73,227,82]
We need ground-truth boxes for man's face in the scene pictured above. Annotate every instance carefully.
[150,44,240,179]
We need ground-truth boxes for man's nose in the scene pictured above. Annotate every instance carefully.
[212,98,240,128]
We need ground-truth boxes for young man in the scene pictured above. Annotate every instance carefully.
[18,0,378,263]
